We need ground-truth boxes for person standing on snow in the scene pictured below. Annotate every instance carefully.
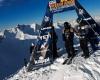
[62,22,76,58]
[77,18,99,52]
[76,18,90,58]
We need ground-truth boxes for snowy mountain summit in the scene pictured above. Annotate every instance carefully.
[7,50,100,80]
[0,17,100,80]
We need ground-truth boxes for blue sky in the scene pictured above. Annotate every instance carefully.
[0,0,100,29]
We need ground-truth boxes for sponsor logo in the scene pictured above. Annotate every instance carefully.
[49,0,75,11]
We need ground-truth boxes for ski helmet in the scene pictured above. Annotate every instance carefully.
[64,22,71,29]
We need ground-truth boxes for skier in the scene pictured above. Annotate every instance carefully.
[76,18,90,58]
[77,18,99,52]
[62,22,76,58]
[49,24,59,60]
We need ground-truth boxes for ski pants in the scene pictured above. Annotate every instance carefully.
[65,40,75,58]
[80,38,89,56]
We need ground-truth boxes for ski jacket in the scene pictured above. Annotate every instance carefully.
[77,25,88,39]
[62,28,74,41]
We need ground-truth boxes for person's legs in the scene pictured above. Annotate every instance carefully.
[69,41,75,57]
[65,43,72,58]
[84,41,90,58]
[80,40,84,56]
[80,39,89,58]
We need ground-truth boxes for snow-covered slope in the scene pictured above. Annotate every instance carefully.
[7,50,100,80]
[1,17,100,80]
[0,24,40,80]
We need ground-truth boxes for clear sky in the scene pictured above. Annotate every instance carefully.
[0,0,100,29]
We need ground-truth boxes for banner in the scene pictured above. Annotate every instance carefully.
[49,0,75,13]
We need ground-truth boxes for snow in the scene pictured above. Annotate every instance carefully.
[7,50,100,80]
[0,17,100,80]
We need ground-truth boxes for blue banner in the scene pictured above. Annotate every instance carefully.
[41,0,75,27]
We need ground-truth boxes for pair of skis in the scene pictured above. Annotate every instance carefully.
[62,49,94,65]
